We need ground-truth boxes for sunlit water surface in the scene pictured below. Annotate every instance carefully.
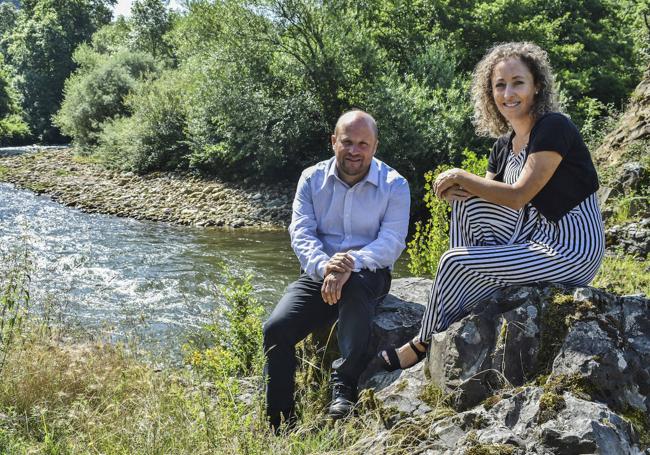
[0,179,409,358]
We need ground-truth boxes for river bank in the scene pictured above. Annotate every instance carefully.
[0,148,294,229]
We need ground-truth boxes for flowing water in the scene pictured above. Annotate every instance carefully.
[0,167,410,358]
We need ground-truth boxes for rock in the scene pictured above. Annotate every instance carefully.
[358,277,429,386]
[606,219,650,257]
[611,162,647,196]
[358,280,650,454]
[370,362,433,427]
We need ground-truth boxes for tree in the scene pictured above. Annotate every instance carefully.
[54,49,159,150]
[128,0,171,59]
[0,54,30,145]
[7,0,115,142]
[0,2,18,59]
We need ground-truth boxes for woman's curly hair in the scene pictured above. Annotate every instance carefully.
[471,42,559,138]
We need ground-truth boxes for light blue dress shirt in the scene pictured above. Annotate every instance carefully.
[289,157,410,280]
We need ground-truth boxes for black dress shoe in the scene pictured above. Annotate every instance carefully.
[328,381,357,420]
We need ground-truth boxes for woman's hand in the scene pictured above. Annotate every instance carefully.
[441,184,472,202]
[433,168,467,199]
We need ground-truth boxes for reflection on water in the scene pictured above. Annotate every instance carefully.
[0,182,410,357]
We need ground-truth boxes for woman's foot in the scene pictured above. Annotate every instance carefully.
[378,338,428,372]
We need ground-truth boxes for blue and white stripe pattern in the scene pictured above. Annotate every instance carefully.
[418,146,605,340]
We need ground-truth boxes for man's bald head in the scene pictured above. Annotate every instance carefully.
[334,110,378,140]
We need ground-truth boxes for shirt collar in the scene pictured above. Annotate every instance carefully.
[324,157,380,188]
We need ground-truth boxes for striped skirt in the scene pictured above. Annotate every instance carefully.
[418,192,605,341]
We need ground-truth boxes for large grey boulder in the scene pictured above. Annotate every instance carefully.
[359,386,643,454]
[360,277,429,386]
[423,284,650,418]
[360,280,650,454]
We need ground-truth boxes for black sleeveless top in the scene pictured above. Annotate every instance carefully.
[487,112,599,222]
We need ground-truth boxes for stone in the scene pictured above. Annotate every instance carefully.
[371,362,432,427]
[359,278,429,386]
[606,220,650,257]
[359,280,650,454]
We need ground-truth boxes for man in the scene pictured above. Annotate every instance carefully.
[263,110,410,430]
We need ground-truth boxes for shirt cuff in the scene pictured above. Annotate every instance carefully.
[347,251,363,272]
[316,260,327,280]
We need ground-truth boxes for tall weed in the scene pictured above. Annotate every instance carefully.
[407,150,488,277]
[0,244,31,373]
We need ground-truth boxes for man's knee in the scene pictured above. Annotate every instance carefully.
[262,312,290,351]
[340,270,388,307]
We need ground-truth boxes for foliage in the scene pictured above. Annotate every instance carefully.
[408,150,488,277]
[0,244,31,375]
[128,0,173,59]
[420,0,642,126]
[54,49,159,150]
[0,55,30,145]
[6,0,115,142]
[362,49,478,203]
[0,2,18,59]
[88,18,132,56]
[95,69,190,172]
[188,272,265,379]
[46,0,647,204]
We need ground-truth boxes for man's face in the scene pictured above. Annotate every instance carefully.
[331,115,378,186]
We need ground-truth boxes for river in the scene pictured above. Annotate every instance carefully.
[0,178,410,358]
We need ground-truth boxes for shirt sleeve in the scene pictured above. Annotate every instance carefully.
[528,113,572,157]
[487,140,501,174]
[346,177,410,271]
[288,172,330,280]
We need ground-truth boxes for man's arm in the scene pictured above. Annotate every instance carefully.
[289,172,331,280]
[347,178,411,270]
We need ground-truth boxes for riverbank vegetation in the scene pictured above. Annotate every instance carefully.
[1,0,648,208]
[1,238,648,453]
[0,248,385,454]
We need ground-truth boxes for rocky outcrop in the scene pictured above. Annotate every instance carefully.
[0,149,293,228]
[361,278,650,454]
[594,70,650,169]
[593,68,649,260]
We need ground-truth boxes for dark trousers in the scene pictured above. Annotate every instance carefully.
[263,268,391,416]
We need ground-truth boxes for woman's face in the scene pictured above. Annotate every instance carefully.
[491,57,538,125]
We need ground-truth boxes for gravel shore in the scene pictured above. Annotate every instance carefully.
[0,148,294,229]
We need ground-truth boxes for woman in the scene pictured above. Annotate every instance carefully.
[380,42,605,370]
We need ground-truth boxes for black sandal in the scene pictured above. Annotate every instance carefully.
[378,340,428,372]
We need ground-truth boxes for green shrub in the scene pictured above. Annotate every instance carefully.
[408,150,488,277]
[185,73,330,181]
[187,272,265,379]
[365,70,478,210]
[6,0,114,142]
[95,69,190,173]
[54,49,159,150]
[0,113,30,146]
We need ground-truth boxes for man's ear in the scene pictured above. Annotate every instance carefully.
[331,134,337,149]
[373,140,379,156]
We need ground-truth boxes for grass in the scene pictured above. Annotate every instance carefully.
[0,253,477,454]
[592,254,650,296]
[0,257,401,454]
